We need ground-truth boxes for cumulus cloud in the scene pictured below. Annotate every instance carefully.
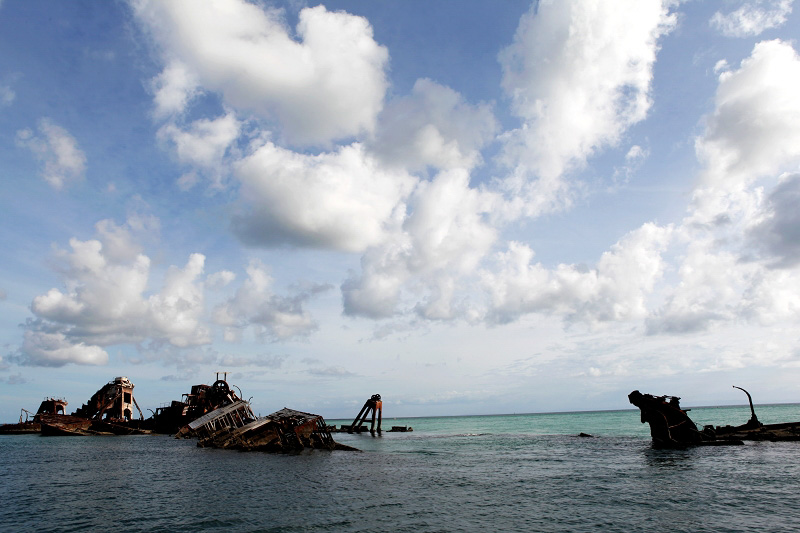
[233,142,415,252]
[652,40,800,335]
[482,223,672,326]
[16,218,212,366]
[213,260,329,342]
[369,78,498,172]
[133,0,388,146]
[497,0,675,216]
[149,61,200,119]
[711,0,793,37]
[748,174,800,267]
[157,112,241,189]
[16,118,87,189]
[342,169,497,319]
[696,39,800,194]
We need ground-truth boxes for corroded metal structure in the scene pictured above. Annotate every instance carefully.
[151,372,241,434]
[629,387,800,448]
[347,394,383,435]
[73,376,143,421]
[181,403,354,452]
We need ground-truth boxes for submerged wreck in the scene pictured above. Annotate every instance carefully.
[629,387,800,448]
[178,401,357,452]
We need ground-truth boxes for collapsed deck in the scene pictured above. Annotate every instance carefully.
[181,402,356,452]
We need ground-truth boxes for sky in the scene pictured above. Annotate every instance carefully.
[2,0,800,422]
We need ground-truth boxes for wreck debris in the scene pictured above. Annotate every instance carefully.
[151,372,241,434]
[629,387,800,448]
[347,394,383,435]
[38,377,151,436]
[0,397,70,434]
[179,401,357,452]
[73,376,143,421]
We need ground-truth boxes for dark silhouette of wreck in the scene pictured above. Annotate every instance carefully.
[629,387,800,448]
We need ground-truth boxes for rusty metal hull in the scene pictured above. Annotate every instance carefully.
[39,415,94,437]
[0,422,41,434]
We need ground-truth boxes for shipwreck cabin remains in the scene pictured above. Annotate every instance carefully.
[150,373,241,434]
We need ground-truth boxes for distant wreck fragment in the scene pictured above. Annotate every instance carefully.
[178,401,357,452]
[40,377,150,436]
[345,394,383,435]
[0,397,69,434]
[629,387,800,448]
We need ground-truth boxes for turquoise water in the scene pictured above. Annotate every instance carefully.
[3,404,800,532]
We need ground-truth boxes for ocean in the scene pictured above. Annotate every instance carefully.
[2,404,800,532]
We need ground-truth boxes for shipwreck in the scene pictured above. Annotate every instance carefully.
[177,401,357,452]
[629,386,800,448]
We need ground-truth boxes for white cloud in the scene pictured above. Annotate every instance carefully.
[482,223,672,326]
[0,83,14,107]
[133,0,388,146]
[233,142,415,252]
[206,270,236,290]
[711,0,793,37]
[342,169,497,319]
[19,330,109,367]
[150,61,200,119]
[16,118,87,189]
[157,112,241,189]
[369,78,498,172]
[17,218,214,366]
[651,40,800,336]
[696,39,800,194]
[213,260,329,341]
[497,0,675,217]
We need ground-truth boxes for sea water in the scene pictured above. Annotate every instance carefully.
[2,404,799,532]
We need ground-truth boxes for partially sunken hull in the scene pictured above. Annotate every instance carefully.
[629,389,800,448]
[39,415,94,437]
[181,401,357,453]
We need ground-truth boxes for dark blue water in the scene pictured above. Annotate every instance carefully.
[3,406,800,532]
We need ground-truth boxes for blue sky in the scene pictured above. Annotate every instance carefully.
[2,0,800,421]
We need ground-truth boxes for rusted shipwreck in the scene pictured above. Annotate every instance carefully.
[177,400,357,452]
[0,397,68,434]
[41,376,149,436]
[0,376,149,436]
[629,387,800,448]
[150,374,243,434]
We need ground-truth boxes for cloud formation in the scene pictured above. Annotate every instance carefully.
[498,0,675,216]
[213,260,329,342]
[482,223,672,326]
[233,142,415,252]
[133,0,389,146]
[711,0,793,37]
[16,119,86,189]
